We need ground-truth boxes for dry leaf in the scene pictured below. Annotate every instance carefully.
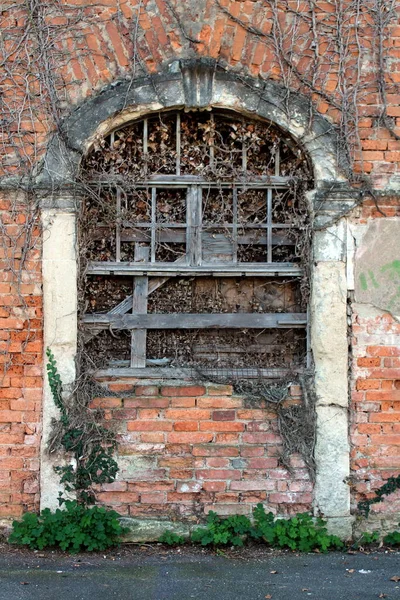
[347,569,355,574]
[270,570,278,574]
[379,594,387,598]
[390,576,400,582]
[265,595,272,599]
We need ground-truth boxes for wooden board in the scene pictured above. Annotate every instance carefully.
[83,312,307,329]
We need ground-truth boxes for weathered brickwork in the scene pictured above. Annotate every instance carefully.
[0,0,400,531]
[0,193,42,519]
[90,382,312,518]
[351,311,400,516]
[1,1,400,187]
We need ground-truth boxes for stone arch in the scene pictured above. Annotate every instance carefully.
[40,58,347,187]
[40,58,354,539]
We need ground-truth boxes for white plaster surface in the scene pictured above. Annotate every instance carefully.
[313,220,347,262]
[311,261,348,408]
[311,260,351,537]
[354,218,400,316]
[41,209,77,510]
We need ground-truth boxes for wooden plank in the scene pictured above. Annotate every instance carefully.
[95,367,295,379]
[83,312,307,329]
[83,175,294,188]
[87,262,303,277]
[131,245,149,368]
[186,186,199,266]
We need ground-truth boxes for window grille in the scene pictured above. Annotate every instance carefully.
[81,110,311,378]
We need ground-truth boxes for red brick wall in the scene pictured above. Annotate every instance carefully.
[1,1,400,523]
[0,193,42,519]
[1,1,400,187]
[351,311,400,516]
[91,382,312,518]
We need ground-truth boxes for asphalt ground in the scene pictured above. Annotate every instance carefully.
[0,546,399,600]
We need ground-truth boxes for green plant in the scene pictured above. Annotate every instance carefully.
[159,531,186,546]
[186,505,344,552]
[253,506,344,552]
[46,348,119,506]
[384,526,400,546]
[352,531,380,550]
[9,500,129,553]
[191,511,253,547]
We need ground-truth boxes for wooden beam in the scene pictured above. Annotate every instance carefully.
[83,312,307,329]
[86,262,303,277]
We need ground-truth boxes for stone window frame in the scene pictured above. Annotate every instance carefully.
[40,59,358,538]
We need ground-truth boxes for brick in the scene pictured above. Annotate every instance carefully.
[192,445,239,457]
[197,397,243,409]
[167,433,213,444]
[170,397,196,407]
[124,398,169,408]
[161,386,206,397]
[127,421,172,431]
[202,481,226,492]
[0,457,24,470]
[212,410,236,421]
[230,480,276,491]
[207,384,233,396]
[242,432,281,444]
[158,457,194,468]
[173,421,199,431]
[205,458,229,468]
[169,469,194,479]
[367,346,400,357]
[90,397,122,408]
[165,409,211,420]
[216,433,240,443]
[205,504,251,516]
[356,379,381,391]
[139,433,166,443]
[140,492,166,504]
[176,481,202,493]
[135,385,159,396]
[370,412,400,423]
[195,469,242,480]
[357,357,381,368]
[97,492,139,504]
[0,410,22,422]
[247,458,279,469]
[200,421,244,432]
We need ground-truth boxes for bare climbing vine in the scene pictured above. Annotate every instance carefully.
[0,0,398,488]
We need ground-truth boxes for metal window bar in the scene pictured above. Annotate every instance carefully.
[267,188,273,263]
[274,143,280,177]
[209,113,215,169]
[150,187,156,263]
[176,112,181,176]
[232,187,238,263]
[116,186,121,262]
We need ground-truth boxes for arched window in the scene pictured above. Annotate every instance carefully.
[80,109,312,379]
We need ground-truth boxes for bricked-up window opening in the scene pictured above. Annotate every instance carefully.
[80,110,312,379]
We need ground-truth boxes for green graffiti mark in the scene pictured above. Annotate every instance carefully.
[381,260,400,310]
[359,273,368,291]
[368,270,380,289]
[381,259,400,280]
[359,270,380,291]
